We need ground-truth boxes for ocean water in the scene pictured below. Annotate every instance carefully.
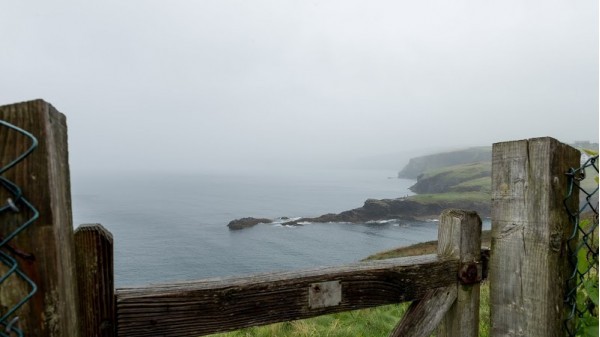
[71,168,483,287]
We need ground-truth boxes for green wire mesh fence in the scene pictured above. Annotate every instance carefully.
[0,121,38,337]
[564,153,599,337]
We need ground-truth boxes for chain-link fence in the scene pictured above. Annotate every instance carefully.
[0,121,38,337]
[564,153,599,337]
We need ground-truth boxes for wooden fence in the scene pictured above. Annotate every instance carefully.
[0,100,581,337]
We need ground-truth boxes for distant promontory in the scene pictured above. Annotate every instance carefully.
[227,147,494,230]
[227,141,596,230]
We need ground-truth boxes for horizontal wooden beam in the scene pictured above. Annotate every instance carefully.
[116,254,458,337]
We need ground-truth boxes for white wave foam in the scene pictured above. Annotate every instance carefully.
[272,217,301,224]
[367,219,398,224]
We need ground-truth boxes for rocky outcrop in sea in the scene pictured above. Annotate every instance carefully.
[227,217,273,230]
[227,197,490,230]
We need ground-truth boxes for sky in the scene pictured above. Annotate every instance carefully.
[1,0,598,173]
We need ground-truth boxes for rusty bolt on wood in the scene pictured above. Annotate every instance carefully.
[458,263,481,285]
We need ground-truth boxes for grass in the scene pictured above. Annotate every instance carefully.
[364,230,491,261]
[419,161,491,181]
[449,176,491,193]
[209,304,410,337]
[210,234,493,337]
[408,191,490,203]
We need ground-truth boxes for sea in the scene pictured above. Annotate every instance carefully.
[71,168,487,287]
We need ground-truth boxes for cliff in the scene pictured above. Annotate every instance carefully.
[398,147,491,179]
[228,147,494,230]
[409,161,491,194]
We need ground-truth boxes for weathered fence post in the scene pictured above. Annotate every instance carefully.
[0,100,80,336]
[388,209,481,337]
[437,209,482,337]
[75,224,115,337]
[489,137,580,337]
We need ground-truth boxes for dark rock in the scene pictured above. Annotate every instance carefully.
[228,217,272,230]
[363,199,391,215]
[228,191,491,229]
[277,197,491,226]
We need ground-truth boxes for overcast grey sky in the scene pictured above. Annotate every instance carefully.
[1,0,598,172]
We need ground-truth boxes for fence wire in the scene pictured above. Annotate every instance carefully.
[0,121,38,337]
[564,153,599,337]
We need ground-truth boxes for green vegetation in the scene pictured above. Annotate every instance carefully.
[410,161,491,195]
[419,161,490,181]
[449,176,491,193]
[573,217,599,337]
[209,304,409,337]
[398,147,492,179]
[409,191,490,203]
[364,230,492,261]
[574,150,599,337]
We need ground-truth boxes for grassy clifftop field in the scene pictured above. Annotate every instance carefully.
[395,148,493,219]
[398,147,492,180]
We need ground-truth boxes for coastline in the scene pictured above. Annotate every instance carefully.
[228,195,491,230]
[363,229,492,261]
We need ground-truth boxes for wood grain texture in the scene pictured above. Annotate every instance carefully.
[75,224,115,337]
[388,285,457,337]
[116,254,458,337]
[437,209,482,337]
[0,100,80,336]
[490,137,580,337]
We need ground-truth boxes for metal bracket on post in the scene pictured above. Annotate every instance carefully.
[308,281,342,309]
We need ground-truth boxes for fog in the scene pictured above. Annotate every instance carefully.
[1,0,598,173]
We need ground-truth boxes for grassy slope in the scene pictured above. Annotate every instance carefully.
[364,229,491,261]
[451,176,492,193]
[409,191,490,203]
[419,161,490,181]
[399,147,492,179]
[410,161,491,195]
[402,161,492,220]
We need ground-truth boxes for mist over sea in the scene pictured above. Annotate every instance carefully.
[72,168,486,287]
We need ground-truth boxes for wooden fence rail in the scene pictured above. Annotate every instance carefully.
[112,209,484,337]
[0,100,582,337]
[116,255,455,336]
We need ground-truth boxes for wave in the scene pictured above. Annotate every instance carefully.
[272,223,299,228]
[271,217,301,225]
[366,219,399,224]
